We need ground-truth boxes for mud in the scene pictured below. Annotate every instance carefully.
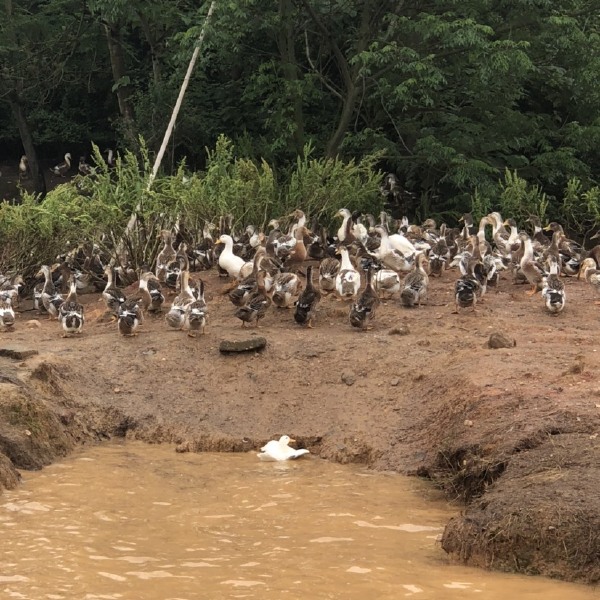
[0,268,599,583]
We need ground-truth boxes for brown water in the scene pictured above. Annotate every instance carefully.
[0,443,596,600]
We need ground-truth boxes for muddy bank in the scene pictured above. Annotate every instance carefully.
[1,270,600,583]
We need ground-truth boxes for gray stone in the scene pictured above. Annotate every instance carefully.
[388,325,410,336]
[341,370,356,386]
[219,337,267,353]
[0,346,39,360]
[487,332,516,349]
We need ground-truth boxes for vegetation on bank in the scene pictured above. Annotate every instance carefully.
[2,134,600,278]
[2,2,600,214]
[0,136,384,274]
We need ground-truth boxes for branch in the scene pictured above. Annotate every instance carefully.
[303,29,342,100]
[123,0,217,238]
[297,0,353,91]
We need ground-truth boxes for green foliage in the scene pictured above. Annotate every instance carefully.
[498,169,549,226]
[286,142,384,228]
[470,188,492,224]
[558,177,600,243]
[3,0,600,234]
[0,136,383,274]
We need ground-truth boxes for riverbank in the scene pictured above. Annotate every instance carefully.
[1,268,599,583]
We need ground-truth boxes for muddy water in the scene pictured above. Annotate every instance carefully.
[0,443,596,600]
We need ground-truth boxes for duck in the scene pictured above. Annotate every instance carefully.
[371,268,401,299]
[78,156,94,176]
[271,217,304,265]
[349,268,379,330]
[234,271,271,328]
[336,208,364,245]
[36,265,64,319]
[400,253,429,307]
[272,272,302,308]
[51,153,72,177]
[59,276,84,336]
[294,265,321,328]
[102,265,126,315]
[519,233,545,296]
[387,225,417,257]
[184,279,208,337]
[0,291,16,330]
[217,234,251,279]
[335,247,361,301]
[579,257,600,303]
[139,269,164,313]
[117,297,143,336]
[453,259,482,313]
[318,257,340,295]
[528,216,550,251]
[137,271,162,313]
[257,435,310,461]
[104,148,115,168]
[282,225,309,269]
[19,155,29,179]
[369,226,415,272]
[165,269,195,330]
[193,222,216,270]
[428,237,448,277]
[156,230,177,283]
[0,274,24,308]
[228,247,267,306]
[541,258,566,315]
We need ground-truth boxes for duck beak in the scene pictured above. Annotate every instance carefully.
[288,438,296,443]
[543,224,552,231]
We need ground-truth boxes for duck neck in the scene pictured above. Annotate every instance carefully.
[338,213,351,241]
[522,238,534,262]
[66,280,77,302]
[340,248,353,270]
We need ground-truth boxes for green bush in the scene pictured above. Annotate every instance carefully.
[0,136,384,276]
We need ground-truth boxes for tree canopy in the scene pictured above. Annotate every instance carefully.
[1,0,600,217]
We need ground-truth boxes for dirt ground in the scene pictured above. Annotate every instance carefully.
[1,266,600,584]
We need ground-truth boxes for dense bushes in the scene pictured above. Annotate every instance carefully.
[0,136,383,275]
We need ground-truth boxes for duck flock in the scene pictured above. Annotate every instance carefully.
[0,204,599,338]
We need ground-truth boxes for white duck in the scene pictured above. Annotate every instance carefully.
[387,226,417,257]
[257,435,310,461]
[217,234,251,279]
[336,208,367,245]
[335,247,361,300]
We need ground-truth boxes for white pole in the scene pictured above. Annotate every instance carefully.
[124,0,217,235]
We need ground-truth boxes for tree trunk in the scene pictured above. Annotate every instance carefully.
[325,84,359,158]
[3,0,46,200]
[8,96,47,200]
[300,0,375,158]
[104,21,138,147]
[277,0,304,155]
[136,11,162,86]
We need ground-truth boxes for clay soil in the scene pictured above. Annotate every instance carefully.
[1,267,600,584]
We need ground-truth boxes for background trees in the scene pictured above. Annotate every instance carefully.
[1,0,599,221]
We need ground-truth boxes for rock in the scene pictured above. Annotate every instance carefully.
[390,378,400,387]
[25,320,41,329]
[389,325,410,336]
[0,346,39,360]
[341,370,356,386]
[219,336,267,353]
[487,333,516,349]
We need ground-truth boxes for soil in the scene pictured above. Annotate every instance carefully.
[1,268,600,584]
